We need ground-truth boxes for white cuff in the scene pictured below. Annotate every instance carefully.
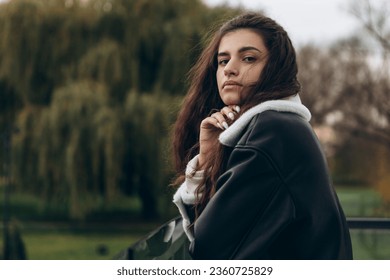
[182,155,204,204]
[172,155,205,241]
[173,184,195,241]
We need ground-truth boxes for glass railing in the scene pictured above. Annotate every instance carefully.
[114,216,191,260]
[348,218,390,259]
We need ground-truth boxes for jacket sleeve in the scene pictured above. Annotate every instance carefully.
[172,155,204,241]
[189,146,296,259]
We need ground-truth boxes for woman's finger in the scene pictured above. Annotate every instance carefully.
[210,112,229,130]
[202,116,225,131]
[220,106,236,121]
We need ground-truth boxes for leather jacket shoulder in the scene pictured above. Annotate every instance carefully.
[190,110,353,259]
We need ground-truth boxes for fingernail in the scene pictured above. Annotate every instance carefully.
[228,112,235,120]
[222,122,229,130]
[235,106,241,113]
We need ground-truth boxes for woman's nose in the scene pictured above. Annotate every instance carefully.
[224,60,239,76]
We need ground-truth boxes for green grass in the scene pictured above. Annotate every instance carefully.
[0,189,162,260]
[0,223,158,260]
[23,230,143,260]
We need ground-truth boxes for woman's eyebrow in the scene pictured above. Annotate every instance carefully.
[217,51,229,57]
[217,46,262,57]
[238,46,262,53]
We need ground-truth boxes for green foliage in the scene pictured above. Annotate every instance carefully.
[122,91,182,219]
[12,82,119,219]
[78,40,127,102]
[0,0,242,106]
[0,0,99,106]
[0,0,243,220]
[10,82,183,220]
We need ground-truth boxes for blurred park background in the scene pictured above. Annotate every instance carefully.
[0,0,389,260]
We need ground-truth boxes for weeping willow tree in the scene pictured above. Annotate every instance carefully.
[122,92,181,219]
[0,0,242,220]
[0,0,241,107]
[12,81,122,219]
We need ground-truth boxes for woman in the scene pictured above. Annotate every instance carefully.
[172,12,352,260]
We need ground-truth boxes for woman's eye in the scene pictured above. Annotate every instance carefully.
[243,56,256,62]
[218,59,229,66]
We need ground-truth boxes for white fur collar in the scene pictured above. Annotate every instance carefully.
[219,94,311,147]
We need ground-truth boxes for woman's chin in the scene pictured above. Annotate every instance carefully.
[220,93,241,106]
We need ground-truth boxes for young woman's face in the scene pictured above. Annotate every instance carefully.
[216,29,268,105]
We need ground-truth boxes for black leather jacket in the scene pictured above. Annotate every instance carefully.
[188,110,352,259]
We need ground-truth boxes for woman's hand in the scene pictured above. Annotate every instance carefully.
[198,105,240,168]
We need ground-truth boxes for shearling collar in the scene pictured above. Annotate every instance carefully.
[219,94,312,147]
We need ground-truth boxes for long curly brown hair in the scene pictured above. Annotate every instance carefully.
[172,12,301,218]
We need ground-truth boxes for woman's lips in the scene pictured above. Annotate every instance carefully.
[223,81,243,89]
